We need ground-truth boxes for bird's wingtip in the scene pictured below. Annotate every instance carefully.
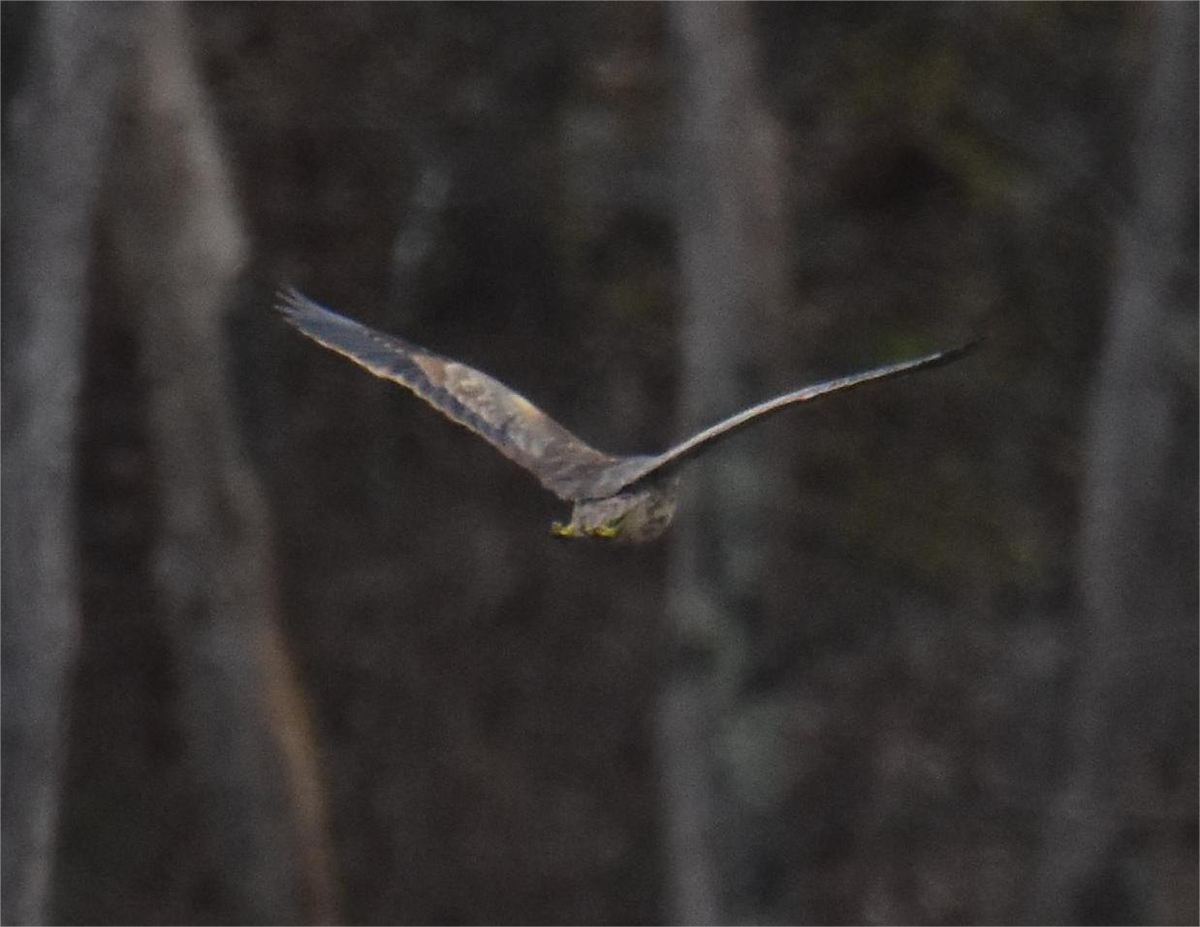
[274,284,314,320]
[952,332,988,358]
[932,329,989,366]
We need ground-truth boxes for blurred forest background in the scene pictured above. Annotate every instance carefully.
[2,3,1196,925]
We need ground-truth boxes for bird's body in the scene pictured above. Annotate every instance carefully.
[550,476,682,544]
[277,288,978,542]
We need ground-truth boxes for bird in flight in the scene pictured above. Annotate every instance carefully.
[277,288,979,543]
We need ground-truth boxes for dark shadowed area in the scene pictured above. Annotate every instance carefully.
[3,3,1196,925]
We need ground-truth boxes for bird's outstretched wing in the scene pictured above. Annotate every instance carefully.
[276,288,622,500]
[603,338,982,492]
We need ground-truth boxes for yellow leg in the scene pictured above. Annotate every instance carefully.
[550,520,578,538]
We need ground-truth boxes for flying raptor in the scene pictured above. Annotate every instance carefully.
[277,288,978,543]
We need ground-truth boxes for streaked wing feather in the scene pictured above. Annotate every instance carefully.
[276,288,620,500]
[609,338,982,491]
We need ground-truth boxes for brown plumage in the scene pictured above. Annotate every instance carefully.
[277,288,979,542]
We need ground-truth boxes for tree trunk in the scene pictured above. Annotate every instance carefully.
[0,6,134,924]
[658,4,792,923]
[97,5,338,922]
[1031,4,1199,922]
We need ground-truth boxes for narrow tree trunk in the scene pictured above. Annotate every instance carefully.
[0,7,134,924]
[98,6,338,922]
[1031,5,1198,922]
[658,4,792,923]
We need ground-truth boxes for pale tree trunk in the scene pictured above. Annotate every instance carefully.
[98,6,338,922]
[0,6,135,924]
[658,4,792,923]
[1031,4,1199,923]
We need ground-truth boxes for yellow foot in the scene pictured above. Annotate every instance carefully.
[550,521,578,538]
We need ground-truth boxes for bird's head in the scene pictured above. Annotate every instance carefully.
[550,479,680,544]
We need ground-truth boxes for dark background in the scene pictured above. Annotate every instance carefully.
[3,3,1196,925]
